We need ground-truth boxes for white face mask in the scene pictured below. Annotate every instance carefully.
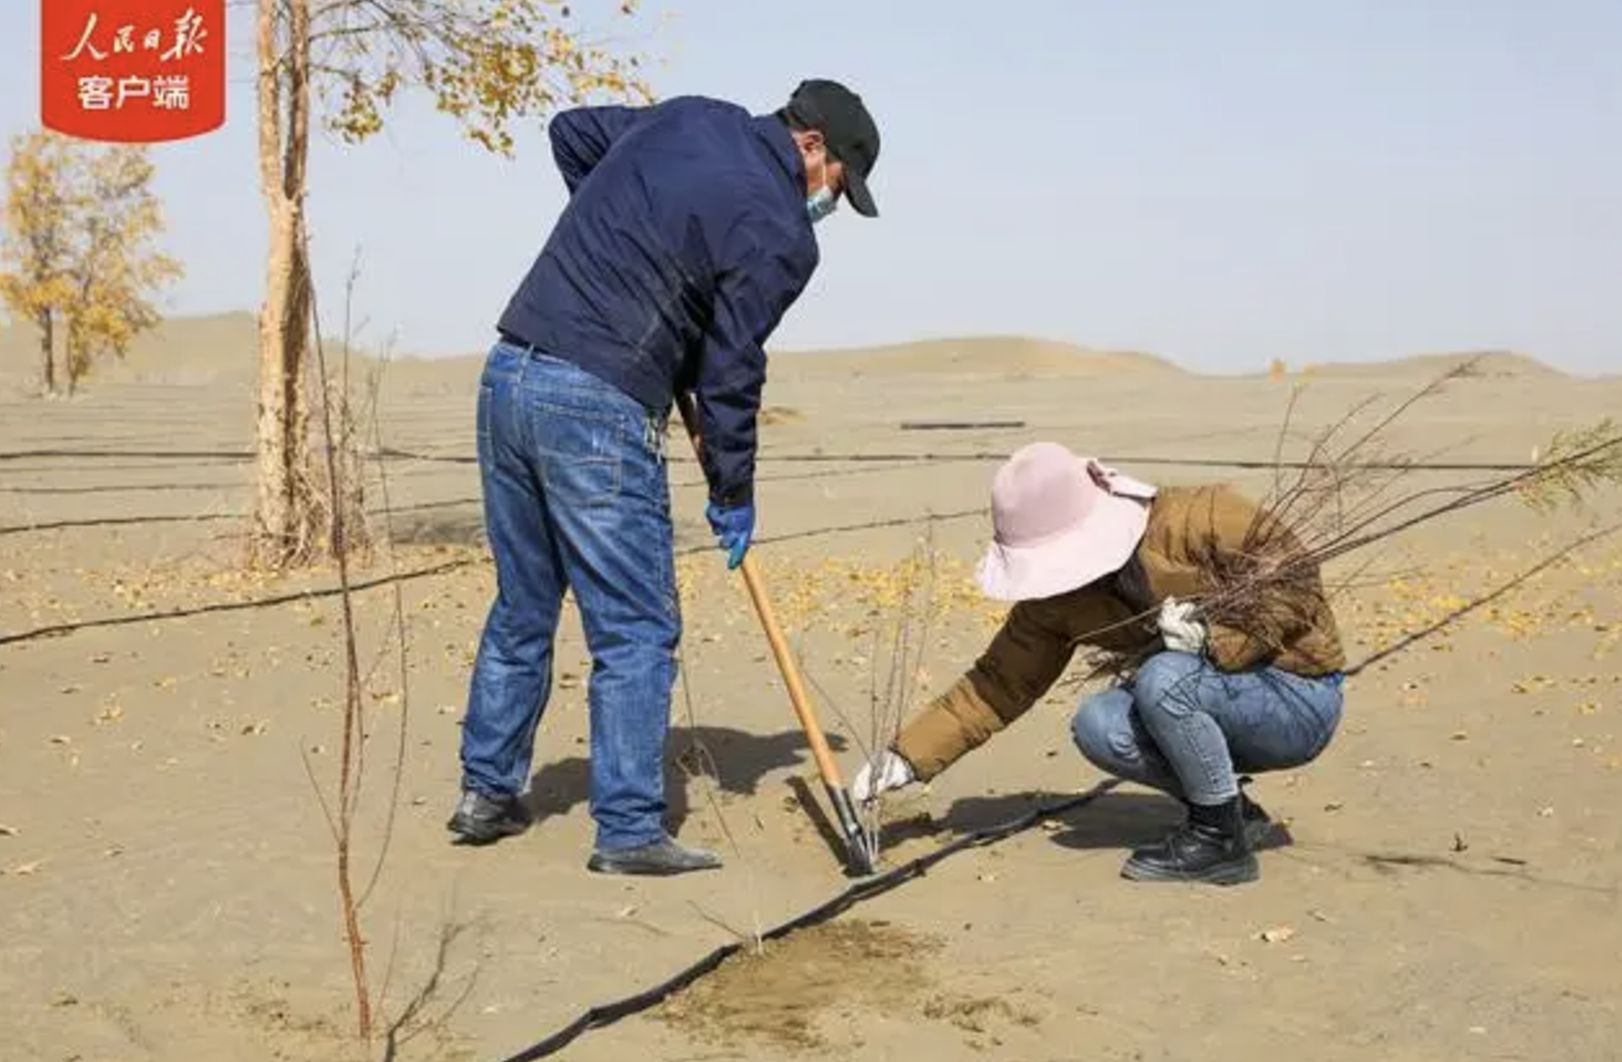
[805,151,838,224]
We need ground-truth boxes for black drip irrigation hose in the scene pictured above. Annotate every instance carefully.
[0,510,990,648]
[366,449,1546,473]
[497,779,1119,1062]
[0,559,476,648]
[0,512,235,537]
[0,444,1541,473]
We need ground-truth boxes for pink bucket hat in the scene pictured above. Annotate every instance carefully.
[975,442,1157,602]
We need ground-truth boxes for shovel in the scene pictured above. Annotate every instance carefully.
[674,392,877,876]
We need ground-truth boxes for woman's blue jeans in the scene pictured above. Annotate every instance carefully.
[1072,651,1344,805]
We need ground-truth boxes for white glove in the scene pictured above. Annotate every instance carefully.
[852,750,916,803]
[1158,596,1208,654]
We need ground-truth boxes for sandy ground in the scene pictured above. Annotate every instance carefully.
[2,324,1620,1061]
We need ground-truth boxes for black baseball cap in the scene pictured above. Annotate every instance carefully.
[783,79,880,218]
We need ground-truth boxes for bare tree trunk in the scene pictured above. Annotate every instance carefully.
[37,309,55,395]
[252,0,318,567]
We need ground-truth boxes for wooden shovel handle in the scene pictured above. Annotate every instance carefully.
[674,394,847,789]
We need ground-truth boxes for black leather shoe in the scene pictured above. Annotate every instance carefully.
[587,838,722,876]
[1122,802,1257,885]
[446,790,532,845]
[1240,792,1293,851]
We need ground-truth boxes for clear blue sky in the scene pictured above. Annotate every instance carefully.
[3,1,1619,373]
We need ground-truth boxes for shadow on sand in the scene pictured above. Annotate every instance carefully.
[525,724,848,835]
[878,787,1185,853]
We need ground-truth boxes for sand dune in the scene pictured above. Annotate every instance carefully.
[0,311,260,388]
[4,314,1604,398]
[1305,349,1566,380]
[771,335,1181,378]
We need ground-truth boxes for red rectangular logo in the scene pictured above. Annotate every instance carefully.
[41,0,226,143]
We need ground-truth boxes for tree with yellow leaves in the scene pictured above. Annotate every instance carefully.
[1,133,81,395]
[252,0,654,568]
[0,133,181,396]
[62,148,184,395]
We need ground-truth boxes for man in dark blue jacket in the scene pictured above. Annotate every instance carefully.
[449,81,881,875]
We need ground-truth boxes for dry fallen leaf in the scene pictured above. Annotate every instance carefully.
[1258,926,1296,944]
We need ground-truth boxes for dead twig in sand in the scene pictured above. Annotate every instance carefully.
[674,638,765,952]
[382,918,483,1061]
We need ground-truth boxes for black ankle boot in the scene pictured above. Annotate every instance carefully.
[1122,797,1258,885]
[1239,790,1293,851]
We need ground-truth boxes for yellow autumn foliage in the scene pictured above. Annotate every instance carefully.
[0,132,181,395]
[308,0,654,155]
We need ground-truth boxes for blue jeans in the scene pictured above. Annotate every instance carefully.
[460,343,678,851]
[1071,651,1343,805]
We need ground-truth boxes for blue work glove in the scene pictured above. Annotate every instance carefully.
[705,501,755,571]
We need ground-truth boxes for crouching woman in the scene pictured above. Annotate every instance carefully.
[856,442,1347,885]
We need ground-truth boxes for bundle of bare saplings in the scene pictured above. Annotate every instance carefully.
[1087,362,1622,679]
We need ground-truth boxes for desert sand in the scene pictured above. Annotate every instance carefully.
[2,316,1619,1061]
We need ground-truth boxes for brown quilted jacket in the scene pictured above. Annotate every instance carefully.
[893,484,1345,780]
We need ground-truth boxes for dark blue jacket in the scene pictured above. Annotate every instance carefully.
[498,96,820,507]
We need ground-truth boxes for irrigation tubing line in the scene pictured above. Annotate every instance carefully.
[497,779,1120,1062]
[1343,519,1622,677]
[0,512,236,536]
[333,449,1556,473]
[0,559,475,648]
[14,499,1608,650]
[2,444,1544,474]
[0,509,987,647]
[0,448,255,461]
[0,461,929,512]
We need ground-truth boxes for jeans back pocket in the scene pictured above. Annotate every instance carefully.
[535,401,625,508]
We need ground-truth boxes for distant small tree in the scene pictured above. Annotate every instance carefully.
[62,147,183,394]
[0,132,82,395]
[0,133,181,395]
